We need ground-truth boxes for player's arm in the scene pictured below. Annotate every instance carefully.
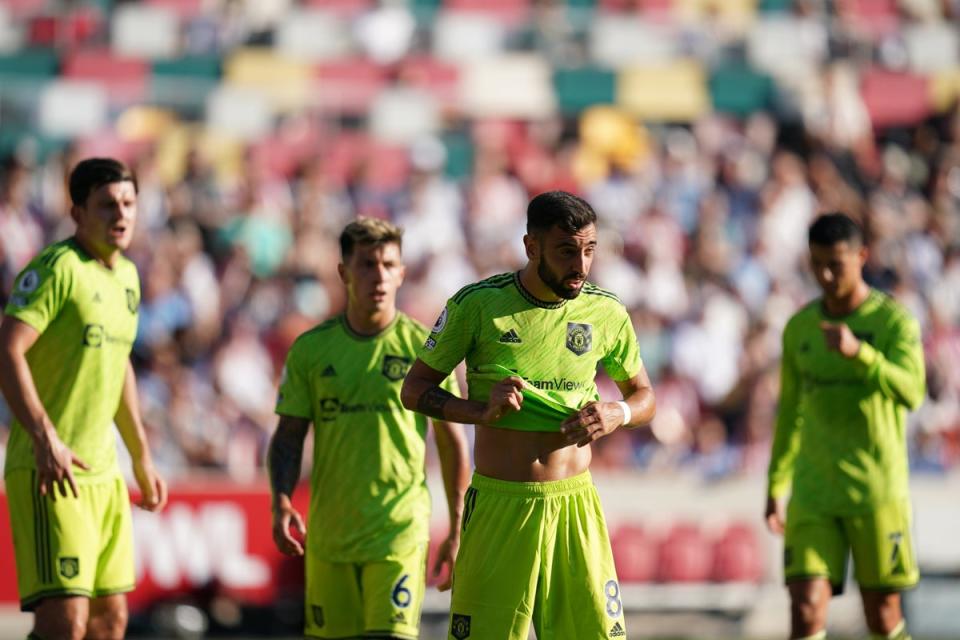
[267,414,310,556]
[821,315,926,409]
[0,316,89,500]
[401,360,523,425]
[560,365,656,448]
[765,331,802,535]
[114,360,168,512]
[431,415,469,591]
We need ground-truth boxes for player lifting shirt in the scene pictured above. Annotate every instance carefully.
[402,191,656,640]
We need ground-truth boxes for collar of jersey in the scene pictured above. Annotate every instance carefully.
[513,271,566,309]
[339,312,399,341]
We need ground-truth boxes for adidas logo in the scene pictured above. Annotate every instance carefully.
[391,611,406,623]
[498,329,522,344]
[320,365,336,377]
[609,621,626,637]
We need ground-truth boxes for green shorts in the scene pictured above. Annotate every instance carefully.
[784,498,919,594]
[304,543,427,639]
[449,471,626,640]
[5,470,134,611]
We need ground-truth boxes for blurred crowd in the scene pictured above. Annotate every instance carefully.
[1,0,960,483]
[2,101,960,483]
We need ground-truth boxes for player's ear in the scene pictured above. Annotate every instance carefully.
[69,203,84,225]
[523,233,539,261]
[337,262,347,284]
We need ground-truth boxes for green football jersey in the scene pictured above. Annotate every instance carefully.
[768,289,926,514]
[3,238,140,482]
[275,312,457,563]
[419,272,642,432]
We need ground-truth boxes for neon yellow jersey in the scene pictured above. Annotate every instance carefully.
[3,238,140,482]
[275,312,458,562]
[768,290,926,514]
[418,272,642,431]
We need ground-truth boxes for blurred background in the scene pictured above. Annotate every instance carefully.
[0,0,959,638]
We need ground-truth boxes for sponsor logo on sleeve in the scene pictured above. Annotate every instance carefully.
[424,337,437,351]
[432,308,448,334]
[17,269,40,293]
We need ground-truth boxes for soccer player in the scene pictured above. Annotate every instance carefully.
[401,191,656,640]
[268,217,469,640]
[765,213,925,640]
[0,157,168,640]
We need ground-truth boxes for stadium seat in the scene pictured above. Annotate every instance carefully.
[445,0,531,26]
[3,0,45,20]
[314,58,389,115]
[150,55,221,114]
[708,63,775,117]
[62,49,149,105]
[904,22,959,74]
[747,16,826,80]
[860,67,932,129]
[617,60,709,121]
[398,56,461,110]
[459,54,557,119]
[554,67,616,114]
[656,523,713,583]
[38,80,108,136]
[111,3,179,59]
[930,68,960,114]
[0,49,58,80]
[146,0,205,20]
[224,48,311,113]
[610,524,657,583]
[712,522,763,582]
[433,11,506,62]
[275,9,351,62]
[369,88,441,144]
[840,0,900,40]
[205,84,273,140]
[303,0,375,17]
[589,16,677,67]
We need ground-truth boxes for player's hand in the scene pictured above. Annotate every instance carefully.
[432,532,459,592]
[560,401,623,447]
[272,497,306,557]
[480,376,525,424]
[34,429,90,501]
[764,495,786,535]
[133,457,168,512]
[820,321,860,358]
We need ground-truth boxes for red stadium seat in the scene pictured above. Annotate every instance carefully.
[303,0,375,17]
[711,522,763,583]
[610,524,657,583]
[62,49,149,105]
[146,0,205,19]
[841,0,900,40]
[445,0,531,26]
[315,58,389,115]
[398,56,461,110]
[656,523,713,583]
[860,67,932,129]
[3,0,45,19]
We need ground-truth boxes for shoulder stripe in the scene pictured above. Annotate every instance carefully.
[452,273,514,304]
[38,240,73,268]
[582,283,621,303]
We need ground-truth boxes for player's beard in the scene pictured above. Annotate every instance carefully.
[538,259,585,300]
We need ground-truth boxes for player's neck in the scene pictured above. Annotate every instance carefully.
[73,233,120,269]
[518,264,562,303]
[345,305,396,336]
[823,281,871,317]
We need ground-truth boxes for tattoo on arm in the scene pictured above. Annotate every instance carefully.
[417,387,455,420]
[268,420,309,504]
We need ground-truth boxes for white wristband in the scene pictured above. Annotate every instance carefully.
[616,401,631,426]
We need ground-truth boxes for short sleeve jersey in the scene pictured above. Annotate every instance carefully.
[3,238,140,481]
[275,312,458,562]
[418,272,642,431]
[768,290,926,514]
